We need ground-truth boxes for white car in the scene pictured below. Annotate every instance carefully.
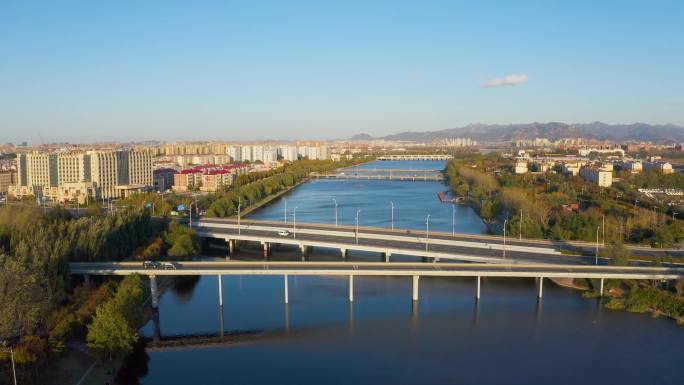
[278,230,291,236]
[161,262,179,270]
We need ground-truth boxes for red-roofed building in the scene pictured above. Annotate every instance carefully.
[173,164,247,192]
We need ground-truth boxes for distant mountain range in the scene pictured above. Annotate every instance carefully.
[350,122,684,143]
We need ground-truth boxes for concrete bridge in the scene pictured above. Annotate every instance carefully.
[196,218,568,264]
[377,155,454,161]
[312,173,445,181]
[198,218,684,261]
[70,260,684,307]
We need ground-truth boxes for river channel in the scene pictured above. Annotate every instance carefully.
[129,161,684,385]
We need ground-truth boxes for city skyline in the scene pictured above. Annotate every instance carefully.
[2,1,683,144]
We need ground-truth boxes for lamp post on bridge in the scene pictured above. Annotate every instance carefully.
[390,201,395,231]
[283,198,287,224]
[503,219,508,259]
[452,203,456,236]
[595,226,600,265]
[237,201,242,235]
[425,214,431,252]
[293,206,298,239]
[355,209,361,244]
[332,198,338,227]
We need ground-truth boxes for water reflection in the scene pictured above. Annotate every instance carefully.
[169,275,201,302]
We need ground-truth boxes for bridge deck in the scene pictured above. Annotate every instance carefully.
[70,261,684,280]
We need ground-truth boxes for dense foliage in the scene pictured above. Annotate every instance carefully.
[0,206,157,357]
[87,275,145,358]
[446,156,684,246]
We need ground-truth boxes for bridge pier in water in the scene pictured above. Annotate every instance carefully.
[284,275,289,304]
[412,275,420,301]
[341,248,347,259]
[383,252,391,263]
[476,276,481,301]
[599,278,604,297]
[538,277,544,299]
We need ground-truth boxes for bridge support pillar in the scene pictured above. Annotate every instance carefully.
[434,257,440,263]
[284,274,289,304]
[218,274,223,307]
[412,275,420,301]
[262,242,270,258]
[476,276,481,301]
[300,245,309,260]
[150,275,159,309]
[384,253,391,263]
[349,275,354,302]
[227,239,235,259]
[599,278,604,297]
[341,248,347,259]
[538,277,544,299]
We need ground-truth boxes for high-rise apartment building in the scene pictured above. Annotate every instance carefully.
[11,149,152,201]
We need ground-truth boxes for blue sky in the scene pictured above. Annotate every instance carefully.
[1,0,682,143]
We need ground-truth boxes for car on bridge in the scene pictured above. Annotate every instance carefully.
[161,262,179,270]
[278,230,291,236]
[143,260,161,269]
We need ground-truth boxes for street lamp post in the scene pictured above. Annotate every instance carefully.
[595,226,600,265]
[602,215,605,245]
[503,219,508,259]
[425,214,431,251]
[283,198,287,224]
[332,198,338,227]
[390,201,395,231]
[355,209,361,244]
[10,348,17,385]
[452,203,456,236]
[293,206,298,239]
[237,202,242,235]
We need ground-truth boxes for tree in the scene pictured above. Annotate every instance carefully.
[87,300,138,359]
[114,275,145,329]
[604,241,630,266]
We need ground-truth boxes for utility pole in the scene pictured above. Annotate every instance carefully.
[293,206,298,239]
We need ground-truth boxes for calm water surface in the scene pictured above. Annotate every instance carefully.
[131,161,684,384]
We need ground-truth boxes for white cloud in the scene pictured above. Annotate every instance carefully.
[481,74,529,88]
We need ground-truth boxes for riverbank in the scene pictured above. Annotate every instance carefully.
[238,178,309,217]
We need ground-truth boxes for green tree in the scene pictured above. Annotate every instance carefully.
[86,300,138,359]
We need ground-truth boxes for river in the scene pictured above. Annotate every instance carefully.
[129,161,684,384]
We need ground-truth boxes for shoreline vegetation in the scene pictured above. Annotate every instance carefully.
[444,153,684,325]
[0,158,370,384]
